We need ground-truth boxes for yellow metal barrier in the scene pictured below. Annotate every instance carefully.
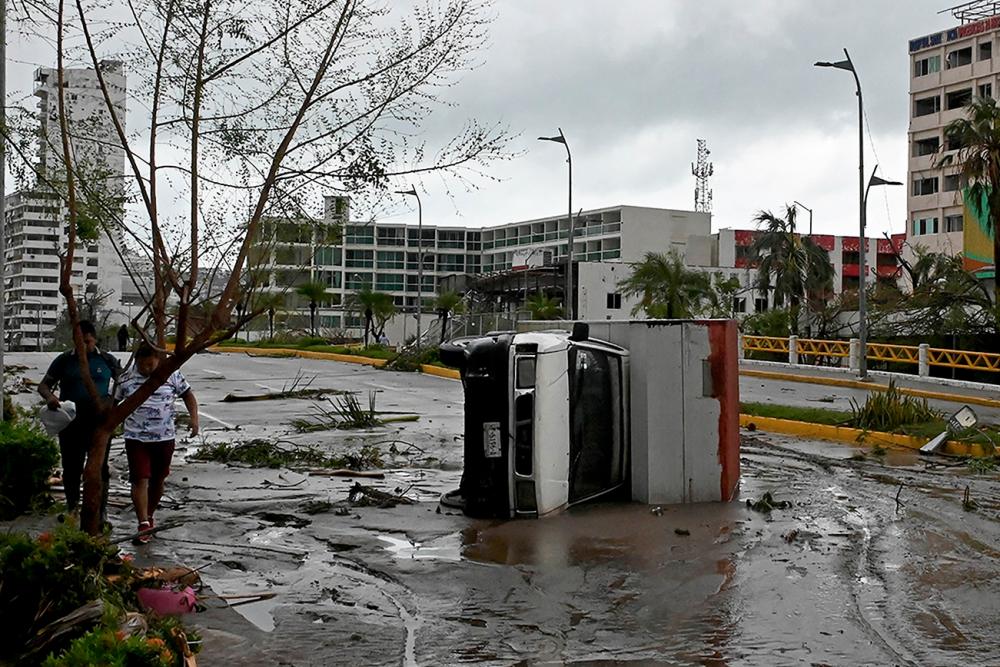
[742,335,1000,374]
[795,338,851,358]
[867,342,919,365]
[927,347,1000,372]
[742,335,789,354]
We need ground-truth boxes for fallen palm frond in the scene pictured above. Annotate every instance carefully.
[347,482,414,507]
[291,392,419,432]
[222,388,348,402]
[191,439,385,471]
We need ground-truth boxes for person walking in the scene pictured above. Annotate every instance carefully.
[114,343,199,544]
[37,320,122,523]
[117,324,129,352]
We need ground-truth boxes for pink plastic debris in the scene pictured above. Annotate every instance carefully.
[137,586,197,615]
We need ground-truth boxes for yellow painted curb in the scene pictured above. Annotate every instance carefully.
[210,345,387,367]
[740,368,1000,410]
[420,364,460,380]
[739,413,986,457]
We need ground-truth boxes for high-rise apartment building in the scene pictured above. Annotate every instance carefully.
[908,3,1000,274]
[2,62,127,349]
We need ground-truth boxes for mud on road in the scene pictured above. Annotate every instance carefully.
[8,352,1000,666]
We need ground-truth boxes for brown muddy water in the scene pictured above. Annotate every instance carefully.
[7,353,1000,665]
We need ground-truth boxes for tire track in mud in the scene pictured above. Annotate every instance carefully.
[745,434,1000,665]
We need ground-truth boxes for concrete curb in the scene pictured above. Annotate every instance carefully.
[211,345,388,367]
[740,414,987,457]
[740,368,1000,410]
[420,364,460,380]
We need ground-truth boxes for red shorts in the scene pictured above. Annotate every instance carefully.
[125,439,176,483]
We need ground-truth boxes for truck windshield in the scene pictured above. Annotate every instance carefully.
[568,346,624,503]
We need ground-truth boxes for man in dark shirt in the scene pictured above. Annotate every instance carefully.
[38,320,122,521]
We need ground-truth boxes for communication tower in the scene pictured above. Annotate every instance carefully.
[691,139,713,213]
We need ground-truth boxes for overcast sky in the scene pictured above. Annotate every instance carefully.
[385,0,956,238]
[5,1,966,238]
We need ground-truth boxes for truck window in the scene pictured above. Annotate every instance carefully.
[568,346,624,503]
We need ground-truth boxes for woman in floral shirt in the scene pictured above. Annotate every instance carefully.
[115,344,199,544]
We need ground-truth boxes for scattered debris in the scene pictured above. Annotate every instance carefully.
[292,392,420,432]
[192,439,385,472]
[746,492,792,513]
[347,482,415,508]
[782,530,799,543]
[963,485,977,512]
[299,500,335,515]
[308,469,385,479]
[255,512,311,528]
[674,528,690,536]
[650,506,663,516]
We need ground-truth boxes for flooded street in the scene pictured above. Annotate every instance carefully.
[8,352,1000,665]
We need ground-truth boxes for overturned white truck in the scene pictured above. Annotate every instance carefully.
[440,320,741,519]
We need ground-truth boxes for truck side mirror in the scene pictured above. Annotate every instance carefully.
[569,322,589,342]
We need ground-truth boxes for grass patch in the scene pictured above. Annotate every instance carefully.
[191,439,384,470]
[741,402,851,426]
[742,400,1000,449]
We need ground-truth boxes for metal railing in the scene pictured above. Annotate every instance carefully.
[742,334,1000,376]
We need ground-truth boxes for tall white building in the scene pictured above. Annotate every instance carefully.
[2,62,127,350]
[907,3,1000,273]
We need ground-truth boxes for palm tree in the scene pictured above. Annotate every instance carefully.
[750,206,833,334]
[525,292,563,320]
[345,288,396,346]
[942,95,1000,327]
[434,291,464,345]
[617,250,712,319]
[295,281,330,336]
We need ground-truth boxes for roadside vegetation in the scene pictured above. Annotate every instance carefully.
[741,393,1000,451]
[192,439,385,471]
[0,526,199,665]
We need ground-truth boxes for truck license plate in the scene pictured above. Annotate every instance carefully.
[483,422,502,458]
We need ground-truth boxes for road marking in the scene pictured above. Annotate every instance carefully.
[204,369,223,376]
[199,410,235,430]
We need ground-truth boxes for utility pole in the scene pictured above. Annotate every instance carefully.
[1,0,8,423]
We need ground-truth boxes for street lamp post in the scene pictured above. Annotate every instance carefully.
[395,187,423,346]
[815,49,868,377]
[538,129,574,320]
[792,200,815,336]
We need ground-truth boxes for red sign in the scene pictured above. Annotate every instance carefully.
[958,15,1000,38]
[733,230,754,246]
[842,263,860,277]
[809,234,835,251]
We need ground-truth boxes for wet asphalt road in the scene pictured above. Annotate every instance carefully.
[5,352,1000,666]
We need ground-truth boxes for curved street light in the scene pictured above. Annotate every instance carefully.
[395,187,424,346]
[538,129,574,320]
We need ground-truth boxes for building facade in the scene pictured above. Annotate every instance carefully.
[907,6,1000,269]
[2,63,127,350]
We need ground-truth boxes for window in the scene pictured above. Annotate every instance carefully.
[407,228,435,247]
[345,272,372,290]
[754,297,768,313]
[732,297,747,314]
[567,346,625,503]
[914,95,941,117]
[946,88,973,110]
[946,46,973,69]
[945,214,964,232]
[947,133,966,151]
[606,293,622,310]
[344,225,374,245]
[315,246,342,266]
[437,230,465,249]
[912,136,940,157]
[437,254,464,272]
[377,227,406,246]
[943,174,961,191]
[980,83,993,99]
[981,41,993,61]
[375,273,404,291]
[912,217,939,236]
[911,177,939,196]
[345,249,373,268]
[914,55,941,77]
[376,250,404,269]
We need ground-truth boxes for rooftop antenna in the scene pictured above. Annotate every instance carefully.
[692,139,713,213]
[939,1,1000,23]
